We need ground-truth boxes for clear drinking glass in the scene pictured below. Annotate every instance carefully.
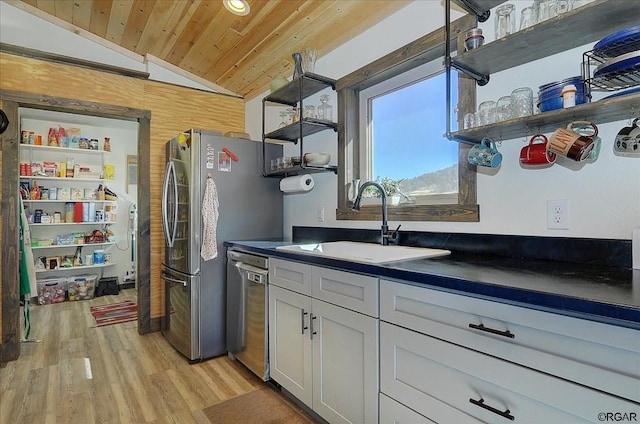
[301,49,317,74]
[464,112,477,129]
[496,96,513,122]
[478,101,496,126]
[495,3,515,39]
[519,6,536,30]
[278,111,288,128]
[304,105,316,119]
[511,87,534,117]
[537,0,558,22]
[556,0,571,14]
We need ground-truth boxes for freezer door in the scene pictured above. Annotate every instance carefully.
[161,266,200,361]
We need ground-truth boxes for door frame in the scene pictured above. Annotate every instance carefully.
[0,89,151,362]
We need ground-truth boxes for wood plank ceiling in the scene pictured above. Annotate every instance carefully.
[15,0,411,99]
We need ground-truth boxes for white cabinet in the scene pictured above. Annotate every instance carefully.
[379,393,434,424]
[379,280,640,423]
[269,258,379,424]
[380,280,640,402]
[380,322,636,423]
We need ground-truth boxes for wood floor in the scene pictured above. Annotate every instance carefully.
[0,289,266,423]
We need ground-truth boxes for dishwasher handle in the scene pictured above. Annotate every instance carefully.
[236,262,268,284]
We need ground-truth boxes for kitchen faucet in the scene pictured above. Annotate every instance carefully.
[352,181,400,245]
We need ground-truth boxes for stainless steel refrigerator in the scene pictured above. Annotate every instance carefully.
[161,129,282,361]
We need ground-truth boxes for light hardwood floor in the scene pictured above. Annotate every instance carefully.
[0,289,265,423]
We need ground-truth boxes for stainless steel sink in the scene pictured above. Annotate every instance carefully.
[275,241,450,264]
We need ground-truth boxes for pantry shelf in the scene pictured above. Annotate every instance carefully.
[35,263,116,274]
[31,242,116,250]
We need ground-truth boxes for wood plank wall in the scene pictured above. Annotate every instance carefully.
[0,97,3,332]
[0,52,246,341]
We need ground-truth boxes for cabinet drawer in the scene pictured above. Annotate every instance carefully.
[380,322,637,424]
[312,267,379,317]
[379,393,435,424]
[269,258,312,295]
[380,280,640,402]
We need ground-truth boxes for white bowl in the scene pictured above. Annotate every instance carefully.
[304,152,331,166]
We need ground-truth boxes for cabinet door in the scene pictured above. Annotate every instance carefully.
[312,298,379,424]
[268,285,313,406]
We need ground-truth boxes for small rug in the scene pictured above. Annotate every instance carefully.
[202,386,317,424]
[90,300,137,327]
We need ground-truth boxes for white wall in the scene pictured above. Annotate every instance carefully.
[246,1,640,241]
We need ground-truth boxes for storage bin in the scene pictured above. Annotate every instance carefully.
[37,278,67,305]
[67,274,97,301]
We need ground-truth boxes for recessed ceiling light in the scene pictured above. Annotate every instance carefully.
[223,0,250,16]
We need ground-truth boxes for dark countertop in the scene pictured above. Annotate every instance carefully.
[225,240,640,330]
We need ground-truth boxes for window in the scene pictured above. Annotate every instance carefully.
[336,14,479,222]
[359,61,459,205]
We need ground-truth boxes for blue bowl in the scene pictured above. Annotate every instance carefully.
[539,76,585,101]
[538,92,588,112]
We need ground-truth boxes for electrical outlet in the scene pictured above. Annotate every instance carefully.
[317,207,325,222]
[547,199,569,230]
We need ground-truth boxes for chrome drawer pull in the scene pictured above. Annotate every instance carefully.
[469,398,515,421]
[469,323,515,339]
[301,310,309,334]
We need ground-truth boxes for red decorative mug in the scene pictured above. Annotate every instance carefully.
[520,134,556,166]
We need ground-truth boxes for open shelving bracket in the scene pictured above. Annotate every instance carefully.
[445,0,491,143]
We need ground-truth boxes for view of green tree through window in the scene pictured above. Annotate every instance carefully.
[360,64,459,205]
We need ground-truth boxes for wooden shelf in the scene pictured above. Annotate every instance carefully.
[265,118,337,143]
[451,93,640,143]
[265,73,336,106]
[454,0,640,78]
[264,164,338,178]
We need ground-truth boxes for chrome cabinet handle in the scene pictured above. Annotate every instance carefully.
[469,398,514,421]
[301,310,308,334]
[469,323,515,339]
[310,314,317,340]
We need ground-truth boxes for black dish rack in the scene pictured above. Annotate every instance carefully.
[582,36,640,93]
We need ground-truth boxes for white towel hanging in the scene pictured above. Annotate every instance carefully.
[201,175,219,261]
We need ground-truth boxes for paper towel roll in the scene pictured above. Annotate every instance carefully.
[280,175,315,193]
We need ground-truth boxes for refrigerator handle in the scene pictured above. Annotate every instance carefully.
[160,272,187,287]
[171,162,178,246]
[161,161,178,248]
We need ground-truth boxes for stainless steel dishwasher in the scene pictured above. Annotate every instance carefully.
[226,249,270,381]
